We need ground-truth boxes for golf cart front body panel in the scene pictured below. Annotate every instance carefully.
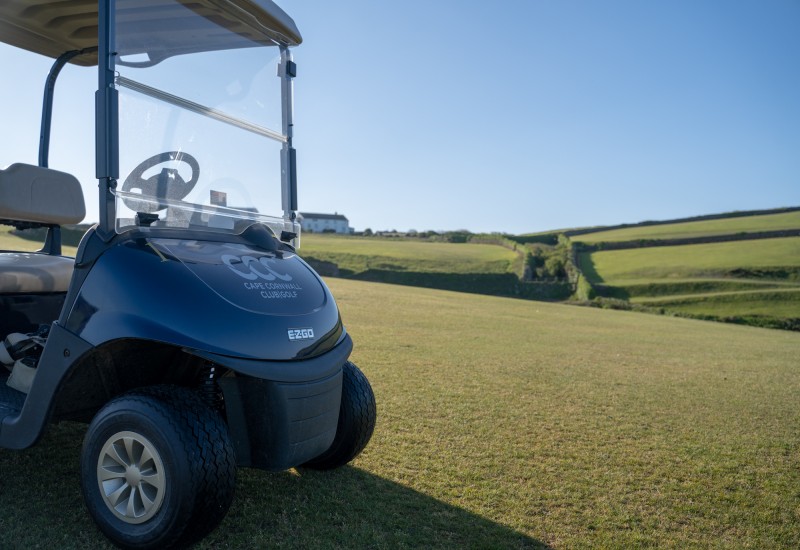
[0,322,94,449]
[220,372,342,471]
[152,239,327,317]
[64,237,343,361]
[215,334,353,470]
[56,234,350,469]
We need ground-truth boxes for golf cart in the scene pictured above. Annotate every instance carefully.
[0,1,376,548]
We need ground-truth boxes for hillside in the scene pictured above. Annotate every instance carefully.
[582,237,800,284]
[299,233,574,301]
[574,210,800,243]
[300,234,518,275]
[571,209,800,330]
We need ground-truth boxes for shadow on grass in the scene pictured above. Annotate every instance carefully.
[576,252,604,284]
[0,422,546,549]
[577,253,633,299]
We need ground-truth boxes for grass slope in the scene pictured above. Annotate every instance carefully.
[637,288,800,317]
[300,234,518,274]
[582,237,800,286]
[1,280,798,548]
[574,210,800,243]
[580,237,800,324]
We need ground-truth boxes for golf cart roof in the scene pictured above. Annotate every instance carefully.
[0,0,302,67]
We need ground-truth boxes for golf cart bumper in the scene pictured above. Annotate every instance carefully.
[205,334,352,471]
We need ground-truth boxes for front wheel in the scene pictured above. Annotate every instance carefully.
[304,361,376,470]
[80,385,236,549]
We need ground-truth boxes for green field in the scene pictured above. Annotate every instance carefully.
[579,236,800,326]
[0,226,79,257]
[0,226,45,252]
[0,280,798,548]
[574,210,800,243]
[581,237,800,285]
[639,288,800,317]
[300,233,519,275]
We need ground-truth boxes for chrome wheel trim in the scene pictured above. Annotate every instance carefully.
[96,430,166,524]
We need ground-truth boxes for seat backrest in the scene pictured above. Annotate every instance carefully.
[0,163,85,225]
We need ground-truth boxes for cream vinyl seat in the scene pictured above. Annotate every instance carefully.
[0,163,85,294]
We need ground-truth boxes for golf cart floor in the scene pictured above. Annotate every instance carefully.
[0,371,25,418]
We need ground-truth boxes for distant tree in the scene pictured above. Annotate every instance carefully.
[445,231,471,243]
[544,255,567,279]
[363,228,373,236]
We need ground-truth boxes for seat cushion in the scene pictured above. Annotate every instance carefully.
[0,253,74,293]
[0,163,85,225]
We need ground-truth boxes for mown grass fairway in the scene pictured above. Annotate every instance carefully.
[300,233,518,274]
[574,210,800,243]
[1,280,799,548]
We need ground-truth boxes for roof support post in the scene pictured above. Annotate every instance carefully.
[96,0,118,240]
[279,46,297,220]
[39,48,95,168]
[39,48,93,255]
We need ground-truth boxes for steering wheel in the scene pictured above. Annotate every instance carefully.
[121,151,200,212]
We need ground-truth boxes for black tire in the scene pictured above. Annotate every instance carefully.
[304,361,376,470]
[80,385,236,549]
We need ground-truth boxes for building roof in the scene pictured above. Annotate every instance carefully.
[299,212,349,222]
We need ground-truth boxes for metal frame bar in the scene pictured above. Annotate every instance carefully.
[279,46,297,219]
[96,0,118,239]
[39,48,96,168]
[37,48,93,255]
[116,77,288,143]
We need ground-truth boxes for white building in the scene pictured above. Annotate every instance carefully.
[298,212,353,234]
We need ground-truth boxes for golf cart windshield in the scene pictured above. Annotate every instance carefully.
[112,0,299,241]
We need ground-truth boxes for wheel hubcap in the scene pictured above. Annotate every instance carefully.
[97,430,166,524]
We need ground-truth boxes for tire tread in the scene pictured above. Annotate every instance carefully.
[82,385,236,549]
[304,362,376,470]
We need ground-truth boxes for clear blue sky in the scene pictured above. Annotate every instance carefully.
[1,0,798,234]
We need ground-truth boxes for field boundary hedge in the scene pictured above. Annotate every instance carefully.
[303,259,573,301]
[563,206,800,238]
[572,297,800,332]
[578,229,800,252]
[468,234,532,280]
